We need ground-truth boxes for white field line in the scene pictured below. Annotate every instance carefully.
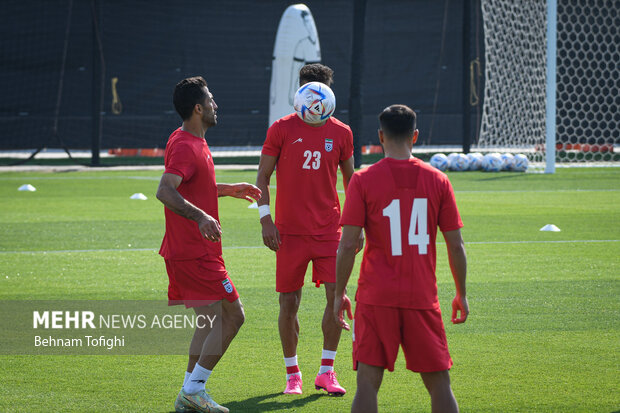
[0,246,265,255]
[0,175,160,181]
[456,189,619,193]
[465,239,619,245]
[1,175,617,194]
[0,239,617,255]
[3,174,619,197]
[0,174,250,181]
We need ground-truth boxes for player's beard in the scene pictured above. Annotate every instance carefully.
[203,109,217,128]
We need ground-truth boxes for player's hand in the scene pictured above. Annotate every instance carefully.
[227,183,262,202]
[261,217,281,251]
[334,294,353,331]
[197,213,222,242]
[356,230,365,254]
[451,294,469,324]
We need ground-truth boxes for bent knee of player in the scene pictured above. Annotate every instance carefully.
[356,362,384,392]
[233,306,245,329]
[323,283,337,306]
[338,239,359,255]
[279,291,301,313]
[420,369,452,394]
[223,299,245,330]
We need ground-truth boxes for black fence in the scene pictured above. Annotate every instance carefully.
[0,0,484,155]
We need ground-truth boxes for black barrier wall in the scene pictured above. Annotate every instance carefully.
[0,0,482,150]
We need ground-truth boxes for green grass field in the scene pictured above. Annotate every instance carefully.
[1,167,619,412]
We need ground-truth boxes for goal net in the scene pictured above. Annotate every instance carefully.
[477,0,619,170]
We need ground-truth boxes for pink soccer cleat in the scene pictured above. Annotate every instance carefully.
[283,374,303,395]
[315,371,346,396]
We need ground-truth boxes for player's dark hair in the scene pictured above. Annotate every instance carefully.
[173,76,208,121]
[379,105,417,141]
[299,63,334,86]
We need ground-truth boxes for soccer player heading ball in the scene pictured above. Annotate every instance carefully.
[335,104,469,413]
[256,63,363,396]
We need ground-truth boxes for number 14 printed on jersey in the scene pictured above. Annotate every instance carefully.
[382,198,430,256]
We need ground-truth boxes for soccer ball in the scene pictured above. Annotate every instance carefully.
[500,153,515,171]
[449,153,470,171]
[467,152,483,170]
[430,153,449,171]
[293,81,336,125]
[513,154,529,172]
[482,153,502,172]
[447,152,459,167]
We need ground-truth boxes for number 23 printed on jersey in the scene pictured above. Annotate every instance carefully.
[302,150,321,170]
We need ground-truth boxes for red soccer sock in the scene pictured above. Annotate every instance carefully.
[318,349,336,375]
[284,355,301,379]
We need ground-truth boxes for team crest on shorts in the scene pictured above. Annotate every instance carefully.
[222,279,233,294]
[325,138,333,152]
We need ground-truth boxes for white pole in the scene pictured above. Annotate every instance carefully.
[545,0,557,173]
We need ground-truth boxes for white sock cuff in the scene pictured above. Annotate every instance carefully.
[191,363,212,378]
[183,371,192,386]
[284,355,298,367]
[322,349,337,360]
[184,363,212,394]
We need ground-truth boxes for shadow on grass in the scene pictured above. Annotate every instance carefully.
[224,392,323,412]
[474,173,532,182]
[168,392,324,413]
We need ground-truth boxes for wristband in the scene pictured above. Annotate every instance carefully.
[258,205,271,219]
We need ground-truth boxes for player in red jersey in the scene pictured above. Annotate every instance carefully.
[156,76,261,413]
[256,64,362,396]
[334,104,469,413]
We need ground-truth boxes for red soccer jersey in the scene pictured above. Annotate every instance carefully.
[262,113,354,236]
[159,128,222,260]
[340,157,463,309]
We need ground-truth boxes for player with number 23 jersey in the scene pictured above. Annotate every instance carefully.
[262,113,353,236]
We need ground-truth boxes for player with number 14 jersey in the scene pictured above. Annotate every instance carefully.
[342,156,463,309]
[335,104,468,413]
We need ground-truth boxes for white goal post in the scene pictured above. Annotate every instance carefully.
[476,0,619,172]
[545,0,556,173]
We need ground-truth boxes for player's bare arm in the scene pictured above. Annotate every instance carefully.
[442,228,469,324]
[339,156,355,191]
[255,154,281,251]
[340,157,365,253]
[217,183,261,202]
[156,172,222,242]
[334,224,361,330]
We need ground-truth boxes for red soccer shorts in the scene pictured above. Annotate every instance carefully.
[352,302,453,373]
[275,234,339,293]
[164,255,239,307]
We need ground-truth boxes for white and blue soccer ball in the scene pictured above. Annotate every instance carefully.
[449,153,470,171]
[467,152,484,170]
[293,81,336,125]
[482,153,502,172]
[500,153,515,171]
[512,154,529,172]
[447,152,459,168]
[430,153,449,171]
